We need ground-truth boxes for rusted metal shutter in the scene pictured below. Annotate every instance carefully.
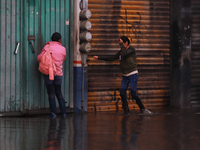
[88,0,170,112]
[191,0,200,107]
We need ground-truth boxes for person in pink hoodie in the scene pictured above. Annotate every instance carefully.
[37,32,66,118]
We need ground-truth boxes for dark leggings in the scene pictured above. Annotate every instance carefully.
[43,74,64,102]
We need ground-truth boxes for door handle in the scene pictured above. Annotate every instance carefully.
[28,35,35,53]
[14,43,20,54]
[29,41,35,53]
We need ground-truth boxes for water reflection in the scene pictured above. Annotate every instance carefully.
[73,114,88,150]
[0,109,200,150]
[86,113,144,150]
[0,116,71,150]
[120,115,141,150]
[44,118,66,150]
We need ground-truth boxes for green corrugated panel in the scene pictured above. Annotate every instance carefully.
[0,0,6,112]
[24,0,70,111]
[0,0,70,113]
[15,0,22,112]
[0,0,22,112]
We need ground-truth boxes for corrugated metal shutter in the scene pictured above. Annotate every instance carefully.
[0,0,70,114]
[0,0,22,112]
[88,0,171,112]
[24,0,70,111]
[191,0,200,107]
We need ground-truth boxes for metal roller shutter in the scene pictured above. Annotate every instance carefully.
[88,0,170,112]
[191,0,200,107]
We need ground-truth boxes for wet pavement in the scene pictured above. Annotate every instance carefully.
[1,108,200,150]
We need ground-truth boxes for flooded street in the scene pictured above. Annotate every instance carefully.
[1,108,200,150]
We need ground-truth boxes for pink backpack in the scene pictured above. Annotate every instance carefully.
[38,45,56,80]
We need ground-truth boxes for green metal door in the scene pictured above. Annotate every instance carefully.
[0,0,22,113]
[23,0,70,111]
[0,0,70,114]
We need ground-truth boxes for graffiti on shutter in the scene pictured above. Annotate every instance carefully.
[88,0,171,112]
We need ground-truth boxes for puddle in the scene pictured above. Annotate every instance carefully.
[0,108,200,150]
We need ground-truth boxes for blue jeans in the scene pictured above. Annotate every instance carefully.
[120,73,145,110]
[43,74,64,102]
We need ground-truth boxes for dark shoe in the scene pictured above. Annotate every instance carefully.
[122,102,130,114]
[62,113,66,118]
[141,109,152,114]
[124,108,130,114]
[59,100,66,117]
[51,112,57,119]
[49,100,57,118]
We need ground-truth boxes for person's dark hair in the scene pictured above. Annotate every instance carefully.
[120,36,130,45]
[51,32,61,42]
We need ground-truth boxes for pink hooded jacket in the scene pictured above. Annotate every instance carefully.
[37,41,66,76]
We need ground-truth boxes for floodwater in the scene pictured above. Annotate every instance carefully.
[1,108,200,150]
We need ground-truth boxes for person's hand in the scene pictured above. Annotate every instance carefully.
[93,56,98,60]
[119,39,123,44]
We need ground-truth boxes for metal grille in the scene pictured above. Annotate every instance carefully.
[191,0,200,107]
[88,0,171,112]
